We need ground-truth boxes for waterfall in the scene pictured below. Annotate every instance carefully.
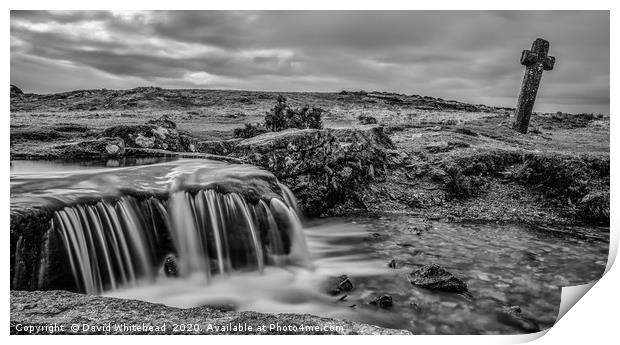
[53,185,308,294]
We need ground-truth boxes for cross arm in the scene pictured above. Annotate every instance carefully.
[543,56,555,71]
[520,50,538,66]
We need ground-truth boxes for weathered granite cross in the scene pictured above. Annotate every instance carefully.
[512,38,555,133]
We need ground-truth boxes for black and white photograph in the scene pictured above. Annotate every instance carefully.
[8,7,613,338]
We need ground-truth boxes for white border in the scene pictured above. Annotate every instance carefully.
[3,2,617,345]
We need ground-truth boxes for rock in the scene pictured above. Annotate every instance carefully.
[163,255,178,277]
[577,191,609,224]
[357,115,378,125]
[454,127,479,137]
[325,275,354,295]
[496,305,540,333]
[409,302,421,311]
[11,84,23,97]
[226,126,394,216]
[102,115,196,152]
[502,305,522,314]
[369,295,393,308]
[387,149,409,166]
[10,290,411,335]
[425,141,451,153]
[409,264,468,293]
[146,114,177,129]
[440,301,458,308]
[105,143,121,154]
[196,139,242,156]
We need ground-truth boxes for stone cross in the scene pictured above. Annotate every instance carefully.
[512,38,555,133]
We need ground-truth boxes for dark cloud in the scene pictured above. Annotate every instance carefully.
[10,10,610,114]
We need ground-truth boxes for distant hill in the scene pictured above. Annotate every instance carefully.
[9,86,511,113]
[10,84,23,97]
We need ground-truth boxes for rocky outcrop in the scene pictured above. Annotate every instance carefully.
[409,264,468,293]
[10,290,411,335]
[238,126,393,216]
[196,126,394,216]
[102,115,197,152]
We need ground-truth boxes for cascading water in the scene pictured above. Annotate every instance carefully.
[10,159,311,294]
[53,186,308,294]
[53,197,161,293]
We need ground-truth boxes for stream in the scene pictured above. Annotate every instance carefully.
[10,159,609,334]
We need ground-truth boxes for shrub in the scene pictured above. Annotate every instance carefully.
[264,95,324,131]
[357,114,378,125]
[233,123,268,139]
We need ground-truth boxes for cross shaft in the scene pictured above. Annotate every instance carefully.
[512,38,555,134]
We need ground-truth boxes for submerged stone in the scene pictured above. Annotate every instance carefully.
[369,295,393,308]
[326,275,354,295]
[496,305,540,333]
[163,255,178,277]
[409,264,468,293]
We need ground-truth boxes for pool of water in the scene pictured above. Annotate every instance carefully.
[107,216,608,335]
[10,157,178,174]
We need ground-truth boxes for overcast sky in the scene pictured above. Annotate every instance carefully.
[10,10,609,114]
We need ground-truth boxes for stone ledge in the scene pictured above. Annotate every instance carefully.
[10,290,412,335]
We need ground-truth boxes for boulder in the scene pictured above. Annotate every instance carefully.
[218,125,394,216]
[102,115,196,152]
[409,264,468,293]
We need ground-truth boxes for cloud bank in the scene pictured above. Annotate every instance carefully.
[10,10,610,114]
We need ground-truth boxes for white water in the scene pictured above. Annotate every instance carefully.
[53,184,310,295]
[54,198,159,293]
[106,220,391,323]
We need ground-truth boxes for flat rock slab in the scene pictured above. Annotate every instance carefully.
[409,264,468,293]
[10,290,411,335]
